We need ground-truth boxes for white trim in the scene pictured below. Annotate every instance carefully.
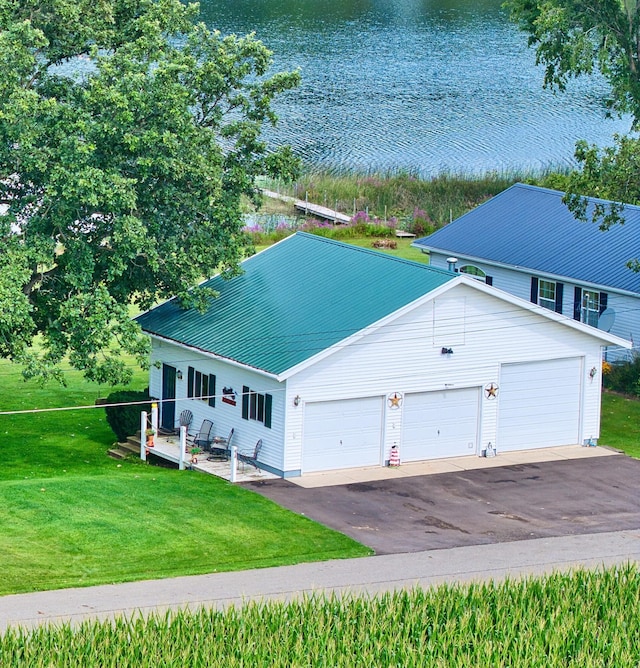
[278,279,461,380]
[414,246,640,299]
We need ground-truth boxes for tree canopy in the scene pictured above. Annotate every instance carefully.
[506,0,640,252]
[0,0,300,385]
[505,0,640,125]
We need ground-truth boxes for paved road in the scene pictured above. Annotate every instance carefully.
[1,530,640,631]
[244,457,640,554]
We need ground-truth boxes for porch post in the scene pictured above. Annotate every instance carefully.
[140,411,147,461]
[151,402,158,434]
[179,426,187,470]
[230,445,238,483]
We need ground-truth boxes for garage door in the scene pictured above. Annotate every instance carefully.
[302,396,383,472]
[401,388,480,461]
[497,358,582,452]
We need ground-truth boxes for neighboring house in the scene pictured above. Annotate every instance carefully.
[412,183,640,357]
[135,232,628,478]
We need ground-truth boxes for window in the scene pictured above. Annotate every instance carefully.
[573,288,607,327]
[187,367,216,407]
[538,279,556,311]
[581,290,600,327]
[459,265,492,284]
[531,277,563,313]
[242,385,272,428]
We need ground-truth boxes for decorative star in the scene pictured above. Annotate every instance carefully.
[388,392,402,409]
[485,383,499,399]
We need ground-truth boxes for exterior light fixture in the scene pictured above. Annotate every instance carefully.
[176,370,183,380]
[293,395,301,407]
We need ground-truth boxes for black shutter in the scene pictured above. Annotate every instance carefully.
[242,386,250,420]
[194,371,202,398]
[208,374,216,407]
[599,292,608,315]
[530,277,538,304]
[555,282,564,314]
[187,367,194,398]
[264,393,272,429]
[573,287,582,320]
[485,275,493,286]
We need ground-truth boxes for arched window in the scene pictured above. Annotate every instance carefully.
[459,265,487,282]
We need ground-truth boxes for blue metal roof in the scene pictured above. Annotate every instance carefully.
[136,232,456,376]
[413,183,640,294]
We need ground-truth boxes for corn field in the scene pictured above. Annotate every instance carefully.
[2,565,640,667]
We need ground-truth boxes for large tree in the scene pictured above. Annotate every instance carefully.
[0,0,300,385]
[506,0,640,252]
[505,0,640,124]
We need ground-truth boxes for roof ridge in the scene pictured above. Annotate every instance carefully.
[512,182,640,211]
[293,231,455,276]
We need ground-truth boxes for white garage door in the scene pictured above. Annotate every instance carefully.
[402,388,480,461]
[497,358,582,452]
[302,396,383,473]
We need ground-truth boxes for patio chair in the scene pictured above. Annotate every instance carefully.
[207,428,234,461]
[238,439,263,472]
[189,419,214,453]
[176,409,193,435]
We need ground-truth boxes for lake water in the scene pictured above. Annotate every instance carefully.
[199,0,630,176]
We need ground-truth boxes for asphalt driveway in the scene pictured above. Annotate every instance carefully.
[243,456,640,554]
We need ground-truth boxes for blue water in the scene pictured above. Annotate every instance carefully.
[199,0,630,175]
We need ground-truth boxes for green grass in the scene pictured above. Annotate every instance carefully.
[0,360,370,595]
[2,566,640,666]
[255,235,429,264]
[600,390,640,458]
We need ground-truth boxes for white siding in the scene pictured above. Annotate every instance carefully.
[149,340,286,473]
[430,251,637,360]
[286,282,605,473]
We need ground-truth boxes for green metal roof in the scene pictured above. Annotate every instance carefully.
[136,232,456,376]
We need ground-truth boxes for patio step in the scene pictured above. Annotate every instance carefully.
[107,436,141,460]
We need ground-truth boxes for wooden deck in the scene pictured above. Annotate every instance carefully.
[126,434,278,483]
[261,189,352,224]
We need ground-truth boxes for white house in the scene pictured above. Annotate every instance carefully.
[135,232,629,478]
[413,183,640,358]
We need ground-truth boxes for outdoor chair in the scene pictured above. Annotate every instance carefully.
[237,439,263,472]
[189,419,214,453]
[176,409,193,435]
[207,428,234,461]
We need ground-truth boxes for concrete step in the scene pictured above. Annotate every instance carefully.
[125,436,141,452]
[107,447,130,460]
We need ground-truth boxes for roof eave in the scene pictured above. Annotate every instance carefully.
[145,332,282,379]
[414,246,640,299]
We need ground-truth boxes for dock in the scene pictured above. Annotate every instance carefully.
[261,189,352,224]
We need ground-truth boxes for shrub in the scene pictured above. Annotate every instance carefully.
[104,389,152,442]
[603,356,640,396]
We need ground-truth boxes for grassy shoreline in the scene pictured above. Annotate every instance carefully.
[257,168,561,232]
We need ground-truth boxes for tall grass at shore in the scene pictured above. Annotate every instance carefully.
[2,565,639,666]
[261,169,549,231]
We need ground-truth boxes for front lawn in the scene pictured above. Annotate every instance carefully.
[0,360,370,596]
[600,390,640,458]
